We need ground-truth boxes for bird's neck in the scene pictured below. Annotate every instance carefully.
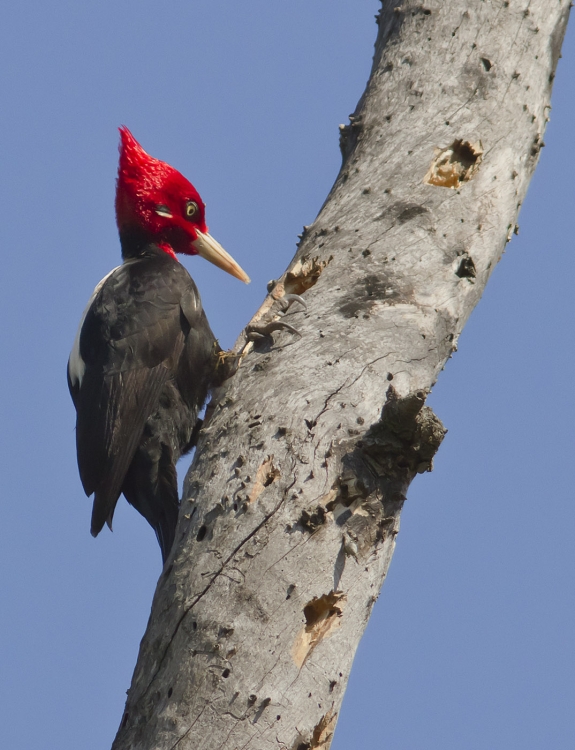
[119,226,177,261]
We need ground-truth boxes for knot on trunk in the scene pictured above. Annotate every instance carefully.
[359,386,446,481]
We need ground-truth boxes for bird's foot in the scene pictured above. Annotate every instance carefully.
[213,349,242,386]
[246,294,307,342]
[210,295,307,392]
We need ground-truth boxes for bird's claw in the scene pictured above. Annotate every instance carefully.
[246,320,301,341]
[245,294,306,343]
[276,294,307,315]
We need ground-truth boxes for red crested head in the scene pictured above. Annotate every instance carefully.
[115,127,249,282]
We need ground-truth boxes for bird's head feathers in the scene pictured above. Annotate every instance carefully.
[115,127,249,282]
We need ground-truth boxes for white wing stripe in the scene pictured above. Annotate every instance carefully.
[68,266,120,388]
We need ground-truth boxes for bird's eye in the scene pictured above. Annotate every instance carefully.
[155,205,172,218]
[185,201,199,219]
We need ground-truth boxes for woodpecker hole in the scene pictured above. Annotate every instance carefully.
[456,255,477,279]
[292,592,346,668]
[282,255,333,296]
[222,669,231,678]
[424,139,483,189]
[196,525,207,542]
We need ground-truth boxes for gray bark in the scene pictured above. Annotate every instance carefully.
[112,2,570,748]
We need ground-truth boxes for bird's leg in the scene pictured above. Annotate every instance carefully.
[245,294,307,341]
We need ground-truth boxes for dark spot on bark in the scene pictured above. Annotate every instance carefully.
[365,275,388,297]
[339,273,404,318]
[167,688,173,697]
[480,57,492,71]
[222,669,230,678]
[121,712,129,728]
[335,509,353,526]
[329,680,337,692]
[362,248,371,257]
[248,694,257,705]
[376,200,429,227]
[456,255,476,278]
[398,204,428,223]
[196,525,207,541]
[387,372,394,381]
[336,474,369,508]
[461,58,494,98]
[286,584,296,600]
[192,621,197,630]
[299,506,327,533]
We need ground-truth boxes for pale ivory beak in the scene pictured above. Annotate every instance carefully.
[192,232,250,283]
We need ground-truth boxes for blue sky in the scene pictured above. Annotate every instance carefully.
[0,3,573,748]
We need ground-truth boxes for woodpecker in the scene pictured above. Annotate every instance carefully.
[68,127,250,563]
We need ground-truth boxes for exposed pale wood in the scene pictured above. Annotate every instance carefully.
[112,2,571,748]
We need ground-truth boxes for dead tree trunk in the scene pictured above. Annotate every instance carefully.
[112,2,570,748]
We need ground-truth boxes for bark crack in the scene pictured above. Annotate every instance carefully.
[140,484,294,698]
[168,703,209,749]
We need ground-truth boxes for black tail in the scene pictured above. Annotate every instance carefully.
[121,441,180,563]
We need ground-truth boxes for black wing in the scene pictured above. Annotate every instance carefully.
[70,253,207,535]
